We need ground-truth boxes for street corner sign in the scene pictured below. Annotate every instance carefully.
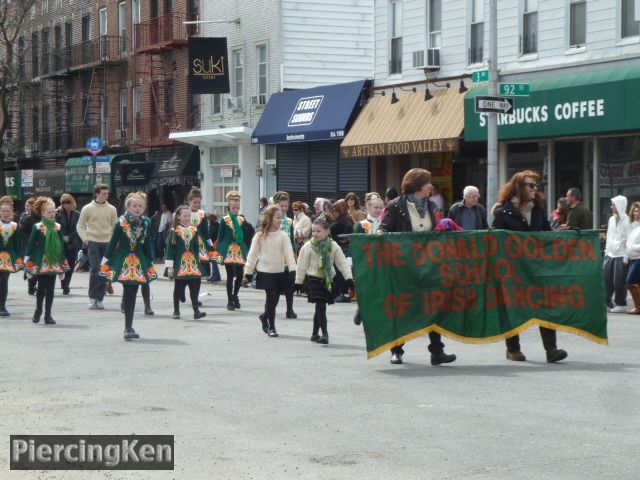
[474,95,514,114]
[349,230,608,359]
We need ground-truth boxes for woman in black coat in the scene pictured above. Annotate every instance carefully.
[379,168,457,366]
[330,199,354,302]
[56,193,82,295]
[491,170,568,363]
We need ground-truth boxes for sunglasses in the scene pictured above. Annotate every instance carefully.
[525,183,539,190]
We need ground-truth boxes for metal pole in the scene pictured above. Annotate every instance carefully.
[486,0,499,223]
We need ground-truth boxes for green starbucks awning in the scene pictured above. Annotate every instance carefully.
[464,66,640,142]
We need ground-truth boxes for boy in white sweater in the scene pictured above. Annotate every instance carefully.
[604,195,631,312]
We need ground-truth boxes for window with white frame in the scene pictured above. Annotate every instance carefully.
[133,86,141,139]
[212,94,221,115]
[118,2,127,53]
[469,0,484,64]
[132,0,141,49]
[621,0,640,38]
[428,0,441,49]
[120,89,128,133]
[256,44,267,105]
[522,0,537,54]
[232,49,243,110]
[569,0,586,47]
[389,0,402,75]
[99,8,108,57]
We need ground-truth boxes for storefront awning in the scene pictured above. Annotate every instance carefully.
[24,169,65,198]
[252,80,370,145]
[340,87,465,159]
[150,145,198,178]
[64,153,144,193]
[114,162,156,186]
[169,126,253,147]
[464,66,640,141]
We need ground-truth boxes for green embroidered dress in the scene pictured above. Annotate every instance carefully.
[217,214,249,265]
[25,222,70,275]
[165,225,202,279]
[101,215,157,285]
[0,221,23,272]
[191,209,213,262]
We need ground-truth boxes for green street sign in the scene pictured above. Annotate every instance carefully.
[472,70,489,83]
[499,83,531,96]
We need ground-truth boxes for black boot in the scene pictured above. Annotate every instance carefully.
[44,314,56,325]
[317,334,329,344]
[226,295,235,311]
[32,309,42,324]
[267,318,278,337]
[193,308,206,319]
[431,351,457,366]
[0,306,9,317]
[233,295,241,310]
[124,328,139,340]
[172,302,180,319]
[144,302,154,316]
[286,310,297,319]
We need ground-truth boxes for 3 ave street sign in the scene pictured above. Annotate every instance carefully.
[474,96,514,114]
[472,70,489,83]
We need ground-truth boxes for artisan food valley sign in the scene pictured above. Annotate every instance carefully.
[341,138,459,159]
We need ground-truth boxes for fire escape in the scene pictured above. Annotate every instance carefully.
[133,13,190,147]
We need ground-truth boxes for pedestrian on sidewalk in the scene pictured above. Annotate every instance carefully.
[243,205,297,337]
[56,193,81,295]
[188,187,213,280]
[166,205,206,320]
[217,191,251,311]
[156,204,173,262]
[354,192,384,234]
[100,192,157,340]
[447,185,488,231]
[76,183,117,310]
[604,195,631,313]
[24,197,69,325]
[492,170,568,363]
[19,197,39,296]
[294,217,354,345]
[624,201,640,314]
[273,191,297,318]
[0,196,24,317]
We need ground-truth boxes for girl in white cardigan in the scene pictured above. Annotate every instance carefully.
[294,217,354,344]
[243,205,296,337]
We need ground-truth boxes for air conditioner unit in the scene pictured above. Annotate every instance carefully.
[412,50,425,69]
[125,80,132,88]
[425,48,441,71]
[227,96,243,111]
[115,129,127,140]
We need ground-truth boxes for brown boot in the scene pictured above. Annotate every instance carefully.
[627,284,640,314]
[506,350,526,361]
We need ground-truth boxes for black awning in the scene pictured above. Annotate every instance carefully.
[150,146,199,178]
[115,162,156,186]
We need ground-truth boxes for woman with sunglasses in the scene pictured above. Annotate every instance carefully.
[491,170,568,363]
[56,194,81,295]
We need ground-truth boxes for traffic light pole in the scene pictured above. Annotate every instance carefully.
[486,0,499,223]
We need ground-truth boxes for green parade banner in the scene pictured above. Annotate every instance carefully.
[349,230,608,359]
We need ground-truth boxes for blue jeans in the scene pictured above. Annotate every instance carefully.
[626,259,640,285]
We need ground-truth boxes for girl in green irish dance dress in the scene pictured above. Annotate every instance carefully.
[166,205,206,320]
[24,197,69,325]
[0,196,23,317]
[100,192,157,340]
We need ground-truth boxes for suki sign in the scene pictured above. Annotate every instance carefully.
[288,96,324,128]
[464,71,640,142]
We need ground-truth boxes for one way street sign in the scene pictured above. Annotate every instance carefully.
[474,95,514,114]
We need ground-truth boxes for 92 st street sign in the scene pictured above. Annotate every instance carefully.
[474,96,514,114]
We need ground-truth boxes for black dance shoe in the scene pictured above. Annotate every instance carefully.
[0,307,10,317]
[286,310,297,319]
[267,329,279,337]
[144,305,154,316]
[259,314,268,333]
[226,302,235,311]
[193,310,206,320]
[32,309,42,324]
[233,296,241,309]
[390,352,403,364]
[317,335,329,344]
[310,334,320,342]
[430,352,457,366]
[44,315,56,325]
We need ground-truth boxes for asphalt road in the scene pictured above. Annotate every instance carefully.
[1,271,639,479]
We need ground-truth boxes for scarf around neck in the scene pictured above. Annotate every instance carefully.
[310,237,334,290]
[229,212,244,244]
[124,212,145,243]
[406,194,430,218]
[41,217,64,264]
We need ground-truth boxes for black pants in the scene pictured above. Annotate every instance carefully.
[391,332,445,356]
[122,284,139,329]
[264,288,280,331]
[141,283,151,305]
[0,271,9,307]
[35,275,56,315]
[60,248,77,291]
[225,264,243,301]
[27,275,37,294]
[88,241,109,302]
[173,278,201,311]
[312,301,328,336]
[284,269,295,313]
[604,255,628,307]
[506,327,557,353]
[333,269,348,297]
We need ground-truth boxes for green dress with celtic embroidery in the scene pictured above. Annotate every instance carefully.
[0,221,23,273]
[165,225,202,280]
[24,222,70,275]
[101,215,157,285]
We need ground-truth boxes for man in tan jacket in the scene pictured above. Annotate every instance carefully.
[76,183,117,309]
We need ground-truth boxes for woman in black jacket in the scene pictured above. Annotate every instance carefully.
[379,168,457,366]
[491,170,568,363]
[330,199,354,302]
[56,193,82,295]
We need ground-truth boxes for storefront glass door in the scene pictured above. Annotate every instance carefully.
[211,146,239,216]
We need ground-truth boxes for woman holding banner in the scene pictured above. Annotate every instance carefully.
[491,170,568,363]
[378,168,457,366]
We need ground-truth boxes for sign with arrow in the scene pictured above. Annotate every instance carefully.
[474,95,514,114]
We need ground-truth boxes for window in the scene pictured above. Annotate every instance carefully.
[165,0,173,14]
[31,32,38,78]
[232,49,243,110]
[54,25,62,70]
[622,0,640,38]
[428,0,441,48]
[119,2,127,52]
[64,22,72,68]
[569,0,586,47]
[133,86,141,139]
[522,0,537,54]
[32,106,39,147]
[18,37,25,79]
[212,94,221,114]
[469,0,484,64]
[41,30,49,75]
[99,8,108,56]
[81,15,91,42]
[389,0,402,74]
[42,103,49,150]
[256,44,267,104]
[132,0,140,48]
[120,89,128,132]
